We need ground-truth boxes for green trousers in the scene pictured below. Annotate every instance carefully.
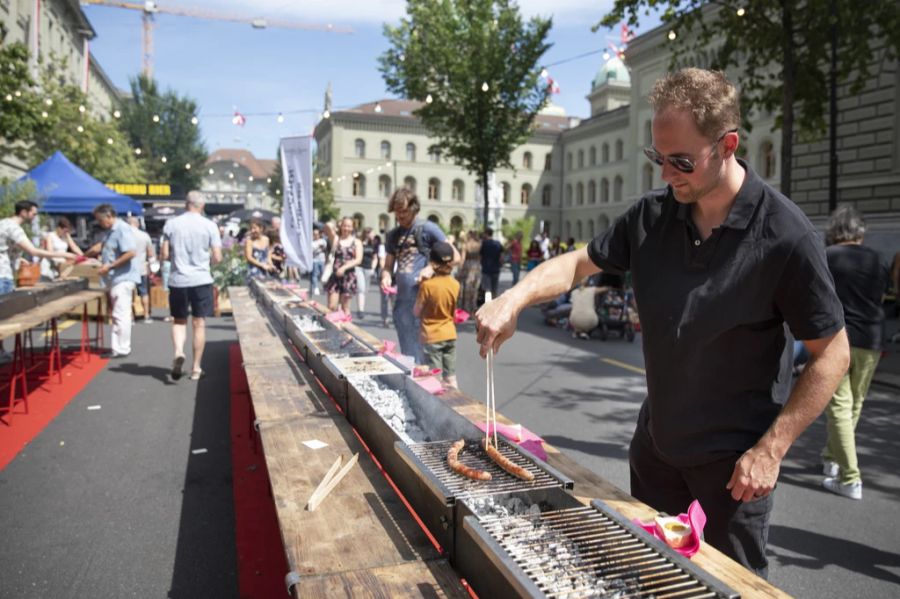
[822,346,881,484]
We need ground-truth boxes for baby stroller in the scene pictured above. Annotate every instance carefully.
[596,287,636,342]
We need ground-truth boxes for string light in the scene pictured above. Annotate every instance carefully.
[14,90,21,97]
[323,110,331,119]
[374,102,382,113]
[113,110,121,118]
[106,137,114,144]
[228,172,234,179]
[135,148,142,155]
[248,175,254,181]
[185,163,191,169]
[41,111,48,118]
[78,105,85,113]
[152,114,160,123]
[668,30,677,40]
[44,98,53,106]
[603,51,611,61]
[191,116,199,125]
[481,82,489,92]
[425,94,433,104]
[736,7,746,16]
[276,113,284,123]
[4,94,11,101]
[76,125,84,132]
[161,156,167,163]
[540,68,548,78]
[208,168,215,175]
[266,177,271,183]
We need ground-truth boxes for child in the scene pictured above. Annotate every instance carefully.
[414,241,460,389]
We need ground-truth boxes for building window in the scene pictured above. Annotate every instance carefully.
[589,146,596,166]
[450,215,464,233]
[354,139,365,158]
[380,141,391,159]
[542,185,552,206]
[588,180,596,204]
[520,183,532,205]
[566,153,572,171]
[601,178,609,203]
[565,184,573,206]
[602,143,609,164]
[501,182,511,204]
[577,149,584,169]
[614,175,623,202]
[427,214,441,226]
[352,174,366,197]
[760,141,777,179]
[404,176,416,193]
[428,148,441,163]
[544,153,552,171]
[523,152,533,169]
[576,221,583,241]
[378,174,392,197]
[406,142,416,162]
[643,164,654,191]
[576,182,584,205]
[615,139,624,161]
[428,177,440,200]
[353,212,365,231]
[379,213,390,232]
[588,220,595,239]
[452,179,464,201]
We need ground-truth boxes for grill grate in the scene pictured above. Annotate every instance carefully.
[477,504,735,599]
[409,439,564,499]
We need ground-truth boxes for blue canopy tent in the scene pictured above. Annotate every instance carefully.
[18,151,143,216]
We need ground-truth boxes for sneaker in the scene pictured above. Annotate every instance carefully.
[822,477,862,500]
[171,355,185,381]
[823,460,839,478]
[189,369,205,381]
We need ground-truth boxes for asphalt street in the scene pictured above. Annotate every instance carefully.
[0,278,897,598]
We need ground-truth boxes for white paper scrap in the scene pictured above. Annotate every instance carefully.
[302,440,328,450]
[87,405,101,411]
[191,448,208,455]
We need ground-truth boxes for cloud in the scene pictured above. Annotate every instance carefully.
[164,0,614,28]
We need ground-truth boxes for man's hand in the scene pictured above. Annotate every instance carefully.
[726,445,781,502]
[98,264,111,276]
[417,265,435,283]
[475,294,520,358]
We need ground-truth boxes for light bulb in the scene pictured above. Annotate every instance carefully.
[374,102,382,113]
[277,113,284,123]
[135,148,142,155]
[161,156,167,163]
[41,111,48,118]
[323,110,330,119]
[425,94,433,104]
[668,30,677,40]
[45,98,53,106]
[191,116,199,125]
[4,94,11,101]
[248,176,254,181]
[736,7,745,16]
[106,137,114,144]
[209,168,214,175]
[113,110,121,118]
[76,125,84,132]
[152,114,160,122]
[540,68,548,79]
[78,105,86,113]
[185,163,191,170]
[266,177,272,183]
[482,82,489,92]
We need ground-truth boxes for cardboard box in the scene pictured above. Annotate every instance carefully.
[68,263,104,289]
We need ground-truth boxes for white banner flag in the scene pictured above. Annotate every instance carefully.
[279,136,313,271]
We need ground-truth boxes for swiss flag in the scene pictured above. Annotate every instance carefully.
[232,111,247,127]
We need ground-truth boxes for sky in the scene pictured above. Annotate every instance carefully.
[82,1,662,161]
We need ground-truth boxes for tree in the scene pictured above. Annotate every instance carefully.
[0,42,43,161]
[380,0,552,225]
[597,1,900,197]
[118,75,207,190]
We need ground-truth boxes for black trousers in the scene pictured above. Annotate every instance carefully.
[629,423,773,579]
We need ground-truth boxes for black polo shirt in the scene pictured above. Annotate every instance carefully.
[588,160,844,467]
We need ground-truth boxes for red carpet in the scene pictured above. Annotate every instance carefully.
[229,344,291,599]
[0,352,109,471]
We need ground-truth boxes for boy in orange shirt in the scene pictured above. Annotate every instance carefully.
[414,241,460,389]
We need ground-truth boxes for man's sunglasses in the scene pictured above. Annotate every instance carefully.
[643,128,738,174]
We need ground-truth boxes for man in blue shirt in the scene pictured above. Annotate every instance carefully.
[479,227,503,299]
[91,204,139,358]
[380,188,459,361]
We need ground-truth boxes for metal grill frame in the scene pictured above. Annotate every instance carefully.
[455,487,739,599]
[321,354,409,415]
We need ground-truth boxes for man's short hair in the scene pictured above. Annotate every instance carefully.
[14,200,37,215]
[826,206,866,245]
[93,204,116,218]
[186,190,206,209]
[648,68,741,140]
[388,187,420,214]
[484,227,494,237]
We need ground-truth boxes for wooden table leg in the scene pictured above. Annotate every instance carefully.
[47,317,62,384]
[6,333,29,421]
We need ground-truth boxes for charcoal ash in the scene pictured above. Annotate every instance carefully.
[292,315,324,332]
[348,375,428,444]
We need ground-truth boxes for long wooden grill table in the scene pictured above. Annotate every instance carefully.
[229,287,468,598]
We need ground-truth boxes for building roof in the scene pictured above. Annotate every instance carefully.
[337,99,572,133]
[206,149,277,179]
[592,55,631,90]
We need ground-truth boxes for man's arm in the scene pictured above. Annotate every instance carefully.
[475,247,601,356]
[160,239,170,262]
[211,246,222,265]
[380,254,396,291]
[16,237,75,261]
[726,327,850,501]
[98,250,136,275]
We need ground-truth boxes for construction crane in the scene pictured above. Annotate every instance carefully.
[80,1,352,78]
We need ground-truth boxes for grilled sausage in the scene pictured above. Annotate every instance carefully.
[485,441,535,481]
[447,439,492,481]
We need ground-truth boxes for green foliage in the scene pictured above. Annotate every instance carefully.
[267,146,283,212]
[0,43,43,157]
[380,0,553,224]
[596,1,900,196]
[313,159,339,222]
[118,75,207,190]
[211,244,247,294]
[501,215,534,243]
[0,179,37,219]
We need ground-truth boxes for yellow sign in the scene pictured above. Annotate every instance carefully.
[105,183,172,196]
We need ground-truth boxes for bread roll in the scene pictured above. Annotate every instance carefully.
[655,516,692,549]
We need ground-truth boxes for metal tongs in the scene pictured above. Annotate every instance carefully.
[484,292,498,450]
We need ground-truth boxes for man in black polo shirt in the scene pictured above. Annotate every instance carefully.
[475,68,850,577]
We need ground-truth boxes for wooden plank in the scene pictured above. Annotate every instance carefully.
[0,289,105,340]
[243,363,338,424]
[294,559,468,599]
[230,287,297,366]
[257,418,444,578]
